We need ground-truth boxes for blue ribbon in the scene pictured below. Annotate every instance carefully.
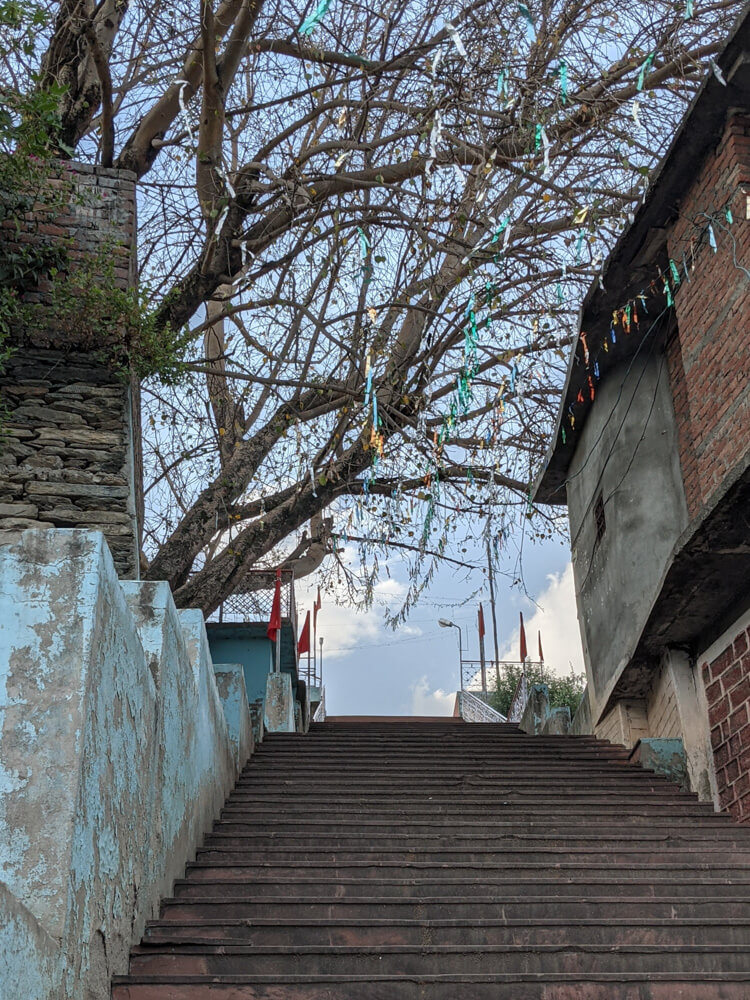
[300,0,333,36]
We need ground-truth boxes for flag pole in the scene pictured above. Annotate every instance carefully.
[313,608,317,685]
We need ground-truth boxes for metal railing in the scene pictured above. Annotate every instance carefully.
[507,672,530,723]
[456,689,506,723]
[212,569,298,638]
[312,687,326,722]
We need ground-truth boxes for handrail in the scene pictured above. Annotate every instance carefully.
[507,673,529,723]
[313,687,326,722]
[456,689,506,723]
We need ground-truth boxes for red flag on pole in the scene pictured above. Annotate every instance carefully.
[478,603,485,638]
[267,568,282,642]
[519,612,528,662]
[313,586,322,626]
[538,630,544,663]
[297,610,311,655]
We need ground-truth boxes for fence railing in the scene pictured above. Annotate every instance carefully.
[313,687,326,722]
[456,690,506,723]
[507,673,529,723]
[211,569,297,638]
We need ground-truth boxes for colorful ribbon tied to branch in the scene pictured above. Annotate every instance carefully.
[300,0,333,36]
[636,52,655,92]
[518,3,536,41]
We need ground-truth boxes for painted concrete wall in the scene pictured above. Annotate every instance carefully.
[206,624,275,706]
[566,350,689,720]
[0,529,251,999]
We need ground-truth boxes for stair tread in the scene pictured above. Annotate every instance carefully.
[121,720,750,994]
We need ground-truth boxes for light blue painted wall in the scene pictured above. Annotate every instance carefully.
[206,623,300,707]
[0,529,252,1000]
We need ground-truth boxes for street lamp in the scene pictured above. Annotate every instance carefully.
[438,619,464,690]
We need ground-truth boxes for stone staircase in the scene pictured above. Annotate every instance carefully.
[112,717,750,999]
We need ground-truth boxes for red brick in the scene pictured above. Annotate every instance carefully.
[730,676,750,709]
[721,662,743,695]
[710,647,734,681]
[714,740,731,769]
[705,678,723,705]
[729,703,749,732]
[725,758,741,784]
[709,697,730,729]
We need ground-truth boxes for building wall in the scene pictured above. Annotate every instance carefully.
[567,350,689,714]
[0,163,141,579]
[666,113,750,521]
[700,606,750,824]
[647,662,681,739]
[0,529,252,998]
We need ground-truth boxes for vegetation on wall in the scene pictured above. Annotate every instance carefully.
[488,662,586,719]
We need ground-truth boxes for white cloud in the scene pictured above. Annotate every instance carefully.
[499,561,584,676]
[295,560,416,661]
[409,675,456,716]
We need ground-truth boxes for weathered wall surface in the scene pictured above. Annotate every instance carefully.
[567,351,689,716]
[0,163,141,578]
[700,607,750,824]
[0,529,251,998]
[666,113,750,522]
[0,883,59,1000]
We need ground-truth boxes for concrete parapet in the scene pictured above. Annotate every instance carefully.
[213,663,255,770]
[630,737,689,790]
[0,529,251,998]
[264,671,296,733]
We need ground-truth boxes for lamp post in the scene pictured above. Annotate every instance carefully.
[438,619,464,690]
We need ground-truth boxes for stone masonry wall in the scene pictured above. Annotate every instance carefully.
[0,162,141,578]
[701,621,750,824]
[666,113,750,521]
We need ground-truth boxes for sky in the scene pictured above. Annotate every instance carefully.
[296,528,585,717]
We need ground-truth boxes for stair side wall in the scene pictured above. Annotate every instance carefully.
[0,529,251,998]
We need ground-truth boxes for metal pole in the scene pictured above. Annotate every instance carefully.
[307,644,311,685]
[457,625,464,691]
[275,631,281,673]
[479,607,487,697]
[313,610,317,684]
[319,636,324,686]
[486,533,500,669]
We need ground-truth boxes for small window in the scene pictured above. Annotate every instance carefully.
[594,492,606,544]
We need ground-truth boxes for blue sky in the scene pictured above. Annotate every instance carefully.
[297,528,583,716]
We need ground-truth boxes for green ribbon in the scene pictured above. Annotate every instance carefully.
[300,0,333,36]
[636,53,655,92]
[518,3,536,41]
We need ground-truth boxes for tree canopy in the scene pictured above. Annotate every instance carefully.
[2,0,743,616]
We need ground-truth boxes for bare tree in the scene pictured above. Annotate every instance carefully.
[5,0,743,616]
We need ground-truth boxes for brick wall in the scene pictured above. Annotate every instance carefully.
[702,625,750,824]
[594,700,649,748]
[647,662,681,739]
[0,162,141,578]
[666,113,750,521]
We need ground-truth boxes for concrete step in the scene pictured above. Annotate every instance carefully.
[203,830,750,849]
[183,861,750,882]
[158,895,750,922]
[127,942,750,976]
[171,877,750,900]
[141,916,750,947]
[212,815,736,834]
[193,846,750,866]
[110,975,750,1000]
